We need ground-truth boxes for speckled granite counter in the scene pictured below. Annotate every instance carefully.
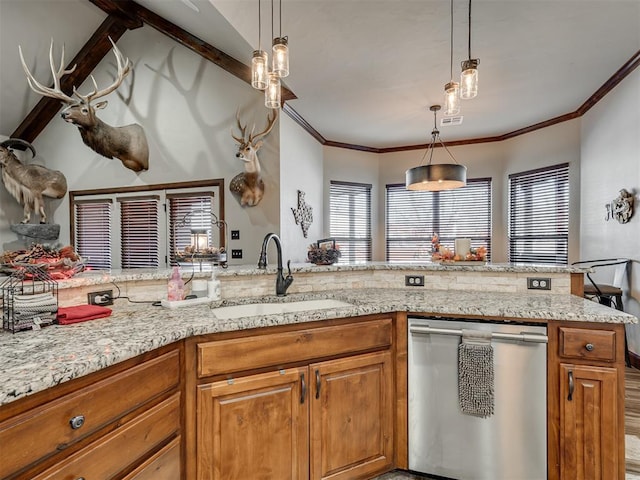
[0,287,636,406]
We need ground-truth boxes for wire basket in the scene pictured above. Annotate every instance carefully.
[1,265,58,333]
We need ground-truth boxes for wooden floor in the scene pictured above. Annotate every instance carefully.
[627,367,640,474]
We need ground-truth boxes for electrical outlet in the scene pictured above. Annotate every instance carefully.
[231,249,243,259]
[527,277,551,290]
[231,230,240,240]
[405,275,425,287]
[88,290,114,306]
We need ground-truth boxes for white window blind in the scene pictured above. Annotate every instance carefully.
[119,197,160,268]
[386,178,492,262]
[74,200,112,270]
[509,163,569,265]
[329,181,372,262]
[168,193,214,265]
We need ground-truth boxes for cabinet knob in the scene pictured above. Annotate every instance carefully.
[69,415,85,430]
[585,343,595,352]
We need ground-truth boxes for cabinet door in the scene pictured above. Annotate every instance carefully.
[197,368,309,480]
[559,363,619,480]
[310,351,393,480]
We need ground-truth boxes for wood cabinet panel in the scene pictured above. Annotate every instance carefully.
[0,349,180,478]
[559,364,619,480]
[198,318,392,377]
[559,327,616,362]
[197,368,308,480]
[123,436,182,480]
[32,393,181,480]
[310,351,393,480]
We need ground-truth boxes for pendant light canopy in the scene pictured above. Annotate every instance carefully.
[460,0,480,99]
[443,0,460,116]
[405,105,467,192]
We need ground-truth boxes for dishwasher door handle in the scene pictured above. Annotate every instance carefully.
[409,325,548,344]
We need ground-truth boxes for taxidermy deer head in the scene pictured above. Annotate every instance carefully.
[229,109,277,207]
[19,38,149,173]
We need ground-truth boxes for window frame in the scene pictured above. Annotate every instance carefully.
[385,178,492,262]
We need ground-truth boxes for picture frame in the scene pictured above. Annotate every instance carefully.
[317,238,336,249]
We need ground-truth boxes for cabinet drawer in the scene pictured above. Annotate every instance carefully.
[122,436,182,480]
[0,349,180,478]
[198,318,392,377]
[33,393,181,480]
[559,327,617,362]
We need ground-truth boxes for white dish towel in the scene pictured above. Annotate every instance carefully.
[458,328,495,418]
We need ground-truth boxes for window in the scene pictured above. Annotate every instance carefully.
[509,163,569,265]
[329,181,372,262]
[386,178,492,262]
[71,180,223,270]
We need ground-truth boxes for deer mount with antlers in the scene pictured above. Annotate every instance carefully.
[19,38,149,173]
[230,110,278,207]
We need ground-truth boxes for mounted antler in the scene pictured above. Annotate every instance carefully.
[18,38,149,173]
[229,110,278,207]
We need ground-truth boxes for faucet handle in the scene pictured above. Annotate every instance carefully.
[286,260,292,278]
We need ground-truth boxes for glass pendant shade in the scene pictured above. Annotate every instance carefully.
[251,50,268,90]
[443,82,460,116]
[272,37,289,77]
[265,72,281,109]
[460,59,479,99]
[406,164,467,191]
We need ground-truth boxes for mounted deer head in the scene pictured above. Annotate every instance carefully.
[229,109,277,207]
[18,38,149,173]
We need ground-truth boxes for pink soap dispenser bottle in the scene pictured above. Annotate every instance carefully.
[167,266,185,301]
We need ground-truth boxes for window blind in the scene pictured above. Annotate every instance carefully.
[119,197,159,268]
[386,178,492,262]
[509,163,569,265]
[168,194,214,265]
[74,200,112,270]
[329,181,372,262]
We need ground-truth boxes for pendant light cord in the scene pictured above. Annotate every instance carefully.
[467,0,472,60]
[449,0,454,81]
[258,0,262,50]
[279,0,282,37]
[271,0,274,41]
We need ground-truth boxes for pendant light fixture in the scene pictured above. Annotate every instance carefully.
[251,0,268,90]
[443,0,460,116]
[272,0,289,77]
[405,105,467,191]
[460,0,480,99]
[264,0,282,108]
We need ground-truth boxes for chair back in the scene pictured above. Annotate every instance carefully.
[572,258,630,288]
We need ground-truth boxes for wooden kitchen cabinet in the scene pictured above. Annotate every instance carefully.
[548,322,626,480]
[188,315,395,480]
[0,344,183,480]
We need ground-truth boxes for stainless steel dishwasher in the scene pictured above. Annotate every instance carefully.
[408,316,548,480]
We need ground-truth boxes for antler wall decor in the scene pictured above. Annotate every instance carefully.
[19,38,149,173]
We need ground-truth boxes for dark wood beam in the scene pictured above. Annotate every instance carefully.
[11,16,129,142]
[91,0,297,102]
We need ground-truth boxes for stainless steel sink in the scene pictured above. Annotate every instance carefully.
[211,299,353,320]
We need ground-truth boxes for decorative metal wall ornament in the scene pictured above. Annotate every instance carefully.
[291,190,313,237]
[605,189,635,223]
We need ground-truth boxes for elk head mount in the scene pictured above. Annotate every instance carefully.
[229,109,278,207]
[19,38,149,173]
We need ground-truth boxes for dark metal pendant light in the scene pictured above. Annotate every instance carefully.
[405,105,467,191]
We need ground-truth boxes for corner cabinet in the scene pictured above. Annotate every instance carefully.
[548,322,626,480]
[187,315,396,480]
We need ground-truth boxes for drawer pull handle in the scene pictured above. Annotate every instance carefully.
[69,415,85,430]
[585,343,594,352]
[568,370,574,401]
[315,369,321,399]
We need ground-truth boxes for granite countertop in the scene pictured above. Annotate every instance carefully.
[0,288,636,407]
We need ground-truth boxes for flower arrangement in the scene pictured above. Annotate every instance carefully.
[307,239,341,265]
[430,233,487,262]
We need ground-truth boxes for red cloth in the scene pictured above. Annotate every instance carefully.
[57,305,112,325]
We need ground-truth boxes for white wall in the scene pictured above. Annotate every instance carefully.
[580,68,640,350]
[279,112,324,264]
[1,15,283,266]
